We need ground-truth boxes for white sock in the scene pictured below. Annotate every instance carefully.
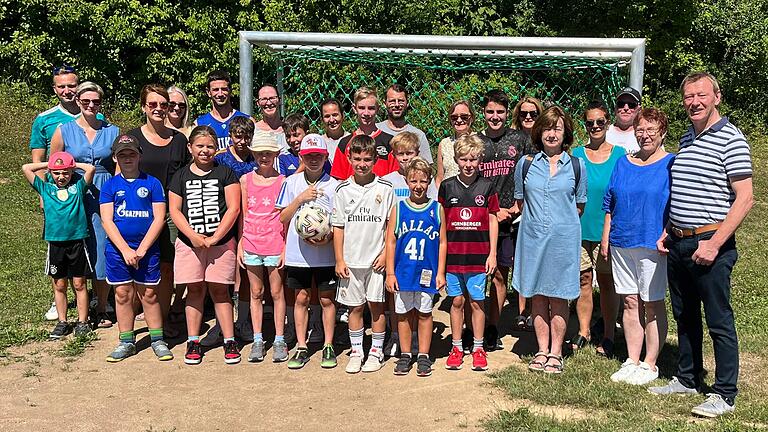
[349,327,364,355]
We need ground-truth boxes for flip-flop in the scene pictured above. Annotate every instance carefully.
[96,313,113,329]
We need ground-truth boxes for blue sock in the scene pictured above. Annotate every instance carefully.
[253,333,263,342]
[188,335,200,343]
[224,337,235,343]
[274,335,285,343]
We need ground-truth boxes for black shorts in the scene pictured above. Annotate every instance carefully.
[46,239,92,279]
[285,266,337,291]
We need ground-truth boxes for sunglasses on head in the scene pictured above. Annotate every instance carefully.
[78,98,101,106]
[168,101,187,110]
[145,101,169,110]
[519,110,538,119]
[450,114,471,122]
[585,119,607,128]
[52,64,75,74]
[616,100,639,110]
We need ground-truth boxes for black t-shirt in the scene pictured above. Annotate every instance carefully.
[168,164,239,247]
[127,127,190,191]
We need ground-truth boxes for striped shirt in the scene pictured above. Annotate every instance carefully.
[669,117,752,228]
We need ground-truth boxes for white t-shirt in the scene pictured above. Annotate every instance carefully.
[332,176,395,267]
[375,121,433,163]
[275,172,339,267]
[323,132,350,164]
[606,125,639,154]
[381,171,438,203]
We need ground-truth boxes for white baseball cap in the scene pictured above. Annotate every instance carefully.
[299,133,328,156]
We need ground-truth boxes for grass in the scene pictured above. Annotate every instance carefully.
[56,332,99,358]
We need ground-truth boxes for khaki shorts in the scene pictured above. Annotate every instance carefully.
[580,240,611,274]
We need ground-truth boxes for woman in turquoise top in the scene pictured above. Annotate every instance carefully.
[513,106,587,374]
[569,101,626,357]
[51,81,120,328]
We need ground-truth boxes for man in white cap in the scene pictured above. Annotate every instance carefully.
[606,87,642,153]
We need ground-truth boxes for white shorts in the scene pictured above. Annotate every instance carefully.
[610,246,668,302]
[394,291,434,314]
[336,267,385,306]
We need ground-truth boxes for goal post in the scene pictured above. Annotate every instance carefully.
[238,31,645,144]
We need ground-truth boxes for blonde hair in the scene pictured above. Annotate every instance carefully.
[680,72,721,96]
[76,81,104,98]
[453,133,485,158]
[390,131,420,154]
[405,157,433,181]
[167,85,191,128]
[353,86,378,105]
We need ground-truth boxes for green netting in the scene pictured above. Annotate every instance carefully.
[256,46,628,147]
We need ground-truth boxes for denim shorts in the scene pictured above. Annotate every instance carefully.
[243,251,281,267]
[446,272,487,301]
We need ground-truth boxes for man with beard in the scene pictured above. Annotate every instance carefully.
[375,84,433,163]
[194,70,252,151]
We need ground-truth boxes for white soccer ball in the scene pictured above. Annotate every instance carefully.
[294,205,332,241]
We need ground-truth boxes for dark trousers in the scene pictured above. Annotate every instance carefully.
[667,230,739,400]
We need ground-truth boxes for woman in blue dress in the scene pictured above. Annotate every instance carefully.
[51,81,120,328]
[513,106,587,374]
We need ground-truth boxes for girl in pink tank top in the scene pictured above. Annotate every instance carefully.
[237,134,289,362]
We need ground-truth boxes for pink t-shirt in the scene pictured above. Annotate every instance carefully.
[242,173,286,256]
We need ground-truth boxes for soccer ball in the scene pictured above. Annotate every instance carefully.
[294,205,332,241]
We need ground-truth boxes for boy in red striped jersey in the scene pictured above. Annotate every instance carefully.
[438,134,498,372]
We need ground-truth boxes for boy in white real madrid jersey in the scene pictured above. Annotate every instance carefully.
[333,134,395,373]
[276,134,340,370]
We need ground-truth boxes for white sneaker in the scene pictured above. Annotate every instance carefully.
[45,302,58,321]
[346,352,363,374]
[610,359,639,383]
[626,361,659,385]
[361,350,384,373]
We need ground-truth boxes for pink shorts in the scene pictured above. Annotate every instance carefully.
[174,238,236,285]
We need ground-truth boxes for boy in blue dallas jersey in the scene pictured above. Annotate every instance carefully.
[99,135,171,362]
[385,157,447,377]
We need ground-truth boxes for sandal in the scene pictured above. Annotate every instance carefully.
[527,351,549,372]
[96,313,113,329]
[568,333,590,351]
[543,354,564,374]
[596,338,614,358]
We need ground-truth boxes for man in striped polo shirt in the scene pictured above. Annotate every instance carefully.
[649,72,754,418]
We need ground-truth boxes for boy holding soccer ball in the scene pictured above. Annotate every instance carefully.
[333,135,395,374]
[275,134,339,369]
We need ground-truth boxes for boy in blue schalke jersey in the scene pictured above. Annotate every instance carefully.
[385,157,447,377]
[99,135,170,362]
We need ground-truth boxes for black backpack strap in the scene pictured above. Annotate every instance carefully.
[571,155,581,192]
[521,155,534,196]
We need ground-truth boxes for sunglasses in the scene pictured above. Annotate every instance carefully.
[450,114,471,122]
[585,119,607,128]
[146,101,169,110]
[616,101,639,110]
[78,98,101,106]
[519,110,538,119]
[168,102,187,110]
[52,64,75,74]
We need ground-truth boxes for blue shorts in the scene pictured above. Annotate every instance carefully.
[243,251,281,267]
[446,272,487,301]
[105,243,161,286]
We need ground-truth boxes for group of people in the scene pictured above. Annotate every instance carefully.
[26,66,753,418]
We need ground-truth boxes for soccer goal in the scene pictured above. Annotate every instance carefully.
[238,32,645,144]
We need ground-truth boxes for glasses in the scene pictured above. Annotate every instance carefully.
[168,102,187,110]
[635,128,660,137]
[52,64,75,74]
[78,98,101,106]
[145,101,169,110]
[450,114,471,122]
[258,96,279,104]
[519,110,538,119]
[616,101,639,110]
[585,119,607,128]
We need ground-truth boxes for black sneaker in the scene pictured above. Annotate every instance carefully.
[416,355,433,377]
[461,328,472,355]
[184,341,203,365]
[484,325,499,351]
[288,347,309,370]
[73,321,92,338]
[223,340,241,364]
[50,321,71,340]
[393,353,413,375]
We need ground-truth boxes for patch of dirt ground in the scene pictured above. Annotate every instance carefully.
[0,297,548,432]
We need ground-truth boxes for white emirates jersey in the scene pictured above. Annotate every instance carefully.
[332,176,395,267]
[276,172,339,267]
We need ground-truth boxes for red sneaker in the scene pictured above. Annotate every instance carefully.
[184,341,203,365]
[472,348,488,371]
[445,346,464,370]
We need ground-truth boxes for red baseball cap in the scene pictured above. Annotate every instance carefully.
[47,151,76,170]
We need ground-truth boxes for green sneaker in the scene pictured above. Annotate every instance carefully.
[287,347,309,369]
[320,344,337,368]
